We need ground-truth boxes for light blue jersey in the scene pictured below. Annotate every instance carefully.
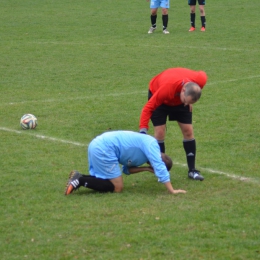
[150,0,170,9]
[88,131,170,183]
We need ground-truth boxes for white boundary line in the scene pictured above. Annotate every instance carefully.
[2,75,260,106]
[30,41,258,52]
[206,75,260,85]
[174,162,258,184]
[3,90,147,106]
[1,126,259,185]
[0,127,86,147]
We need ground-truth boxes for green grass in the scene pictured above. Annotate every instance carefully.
[1,0,260,259]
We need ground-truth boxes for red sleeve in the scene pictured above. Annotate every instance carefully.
[139,95,159,130]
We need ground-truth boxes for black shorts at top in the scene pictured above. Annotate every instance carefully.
[148,90,192,127]
[188,0,205,5]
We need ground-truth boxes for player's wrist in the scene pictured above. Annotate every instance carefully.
[139,128,148,134]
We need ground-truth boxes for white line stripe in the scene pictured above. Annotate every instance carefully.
[2,75,260,106]
[206,75,260,86]
[175,163,259,185]
[0,127,86,147]
[3,90,147,106]
[30,41,257,52]
[1,126,259,185]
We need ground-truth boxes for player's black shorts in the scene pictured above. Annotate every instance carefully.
[148,90,192,126]
[188,0,205,5]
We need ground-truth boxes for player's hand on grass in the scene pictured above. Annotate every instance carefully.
[173,189,187,194]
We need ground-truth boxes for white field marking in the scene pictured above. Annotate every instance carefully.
[3,90,148,106]
[0,127,86,147]
[2,75,260,106]
[206,75,260,86]
[175,162,260,185]
[31,41,257,52]
[1,126,259,185]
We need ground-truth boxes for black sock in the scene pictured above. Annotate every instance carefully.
[162,14,168,30]
[79,175,115,192]
[151,15,157,27]
[183,139,196,171]
[201,16,206,27]
[158,141,165,153]
[190,13,195,27]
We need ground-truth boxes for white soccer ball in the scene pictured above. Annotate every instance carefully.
[20,114,38,130]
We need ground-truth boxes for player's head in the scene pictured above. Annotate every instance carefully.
[161,153,173,171]
[181,82,202,106]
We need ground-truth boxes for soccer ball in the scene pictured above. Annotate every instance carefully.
[20,114,38,130]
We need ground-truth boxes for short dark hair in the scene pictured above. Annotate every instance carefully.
[161,153,173,171]
[184,82,202,102]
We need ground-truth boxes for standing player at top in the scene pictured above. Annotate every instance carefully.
[139,67,207,181]
[147,0,170,34]
[188,0,206,32]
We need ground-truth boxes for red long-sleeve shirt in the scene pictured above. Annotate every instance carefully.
[139,68,208,129]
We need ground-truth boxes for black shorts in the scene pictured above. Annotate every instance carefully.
[148,90,192,126]
[188,0,205,5]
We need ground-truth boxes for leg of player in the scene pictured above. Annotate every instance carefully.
[148,8,158,33]
[189,5,196,31]
[82,175,115,192]
[154,124,166,153]
[109,176,124,193]
[64,171,115,195]
[199,4,206,31]
[162,8,169,34]
[178,122,204,181]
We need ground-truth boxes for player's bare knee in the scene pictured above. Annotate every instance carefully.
[110,176,123,192]
[151,9,157,16]
[182,129,193,139]
[162,9,168,15]
[190,6,196,13]
[114,184,124,193]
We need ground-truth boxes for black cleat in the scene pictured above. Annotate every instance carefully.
[188,169,204,181]
[64,170,83,195]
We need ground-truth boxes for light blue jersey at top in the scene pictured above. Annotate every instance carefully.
[88,131,170,183]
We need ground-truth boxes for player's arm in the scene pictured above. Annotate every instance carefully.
[122,165,154,175]
[147,142,186,194]
[128,166,154,174]
[139,92,165,133]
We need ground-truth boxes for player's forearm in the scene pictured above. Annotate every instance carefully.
[128,166,153,174]
[164,182,176,193]
[139,106,154,130]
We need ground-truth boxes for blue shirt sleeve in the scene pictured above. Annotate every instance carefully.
[145,140,170,183]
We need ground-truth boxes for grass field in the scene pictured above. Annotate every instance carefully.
[1,0,260,259]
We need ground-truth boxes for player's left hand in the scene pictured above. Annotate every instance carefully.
[173,189,187,194]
